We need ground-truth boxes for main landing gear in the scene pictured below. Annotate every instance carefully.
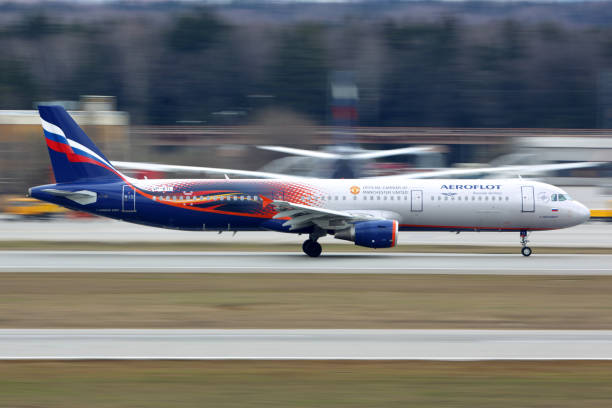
[520,230,532,257]
[302,229,325,257]
[302,239,322,257]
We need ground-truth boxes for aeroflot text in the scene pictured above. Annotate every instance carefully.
[441,184,502,190]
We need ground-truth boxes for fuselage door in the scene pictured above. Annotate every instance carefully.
[521,185,535,212]
[411,189,423,212]
[122,185,136,212]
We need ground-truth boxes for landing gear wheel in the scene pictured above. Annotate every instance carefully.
[302,239,312,254]
[519,230,532,257]
[302,239,322,257]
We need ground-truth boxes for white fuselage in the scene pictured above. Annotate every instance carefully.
[288,179,590,231]
[131,177,591,232]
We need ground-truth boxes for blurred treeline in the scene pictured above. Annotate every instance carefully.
[1,1,612,128]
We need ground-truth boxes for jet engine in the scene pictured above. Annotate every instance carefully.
[334,220,398,248]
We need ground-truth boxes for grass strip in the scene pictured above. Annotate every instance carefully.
[1,360,612,408]
[2,273,612,329]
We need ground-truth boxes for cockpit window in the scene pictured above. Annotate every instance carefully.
[552,193,571,202]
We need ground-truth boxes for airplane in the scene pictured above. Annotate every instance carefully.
[29,106,592,257]
[254,144,441,178]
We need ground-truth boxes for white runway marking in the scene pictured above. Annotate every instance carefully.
[1,251,611,275]
[2,329,612,360]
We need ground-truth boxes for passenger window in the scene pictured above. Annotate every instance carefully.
[377,196,381,200]
[444,196,448,201]
[383,196,387,200]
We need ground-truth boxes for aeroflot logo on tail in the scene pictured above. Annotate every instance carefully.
[441,184,502,190]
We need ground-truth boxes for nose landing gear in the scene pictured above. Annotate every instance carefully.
[520,230,532,257]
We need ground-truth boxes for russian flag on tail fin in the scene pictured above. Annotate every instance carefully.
[38,105,124,183]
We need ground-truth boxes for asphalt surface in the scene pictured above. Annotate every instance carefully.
[2,329,612,360]
[1,218,611,247]
[0,250,610,274]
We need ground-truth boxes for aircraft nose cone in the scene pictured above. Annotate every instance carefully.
[575,202,591,225]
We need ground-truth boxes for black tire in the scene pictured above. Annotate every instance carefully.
[521,246,532,257]
[303,240,322,257]
[302,239,313,255]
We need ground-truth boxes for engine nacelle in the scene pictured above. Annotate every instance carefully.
[334,220,399,249]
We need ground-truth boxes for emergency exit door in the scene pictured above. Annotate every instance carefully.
[411,190,423,212]
[521,186,535,212]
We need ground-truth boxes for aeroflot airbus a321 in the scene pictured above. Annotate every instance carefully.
[29,106,591,257]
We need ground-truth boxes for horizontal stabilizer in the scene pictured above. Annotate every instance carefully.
[42,189,97,205]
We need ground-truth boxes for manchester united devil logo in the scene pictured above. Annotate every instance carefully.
[350,186,360,195]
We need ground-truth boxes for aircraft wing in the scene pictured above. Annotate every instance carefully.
[112,160,605,181]
[257,145,436,160]
[347,146,437,160]
[371,161,606,180]
[111,161,308,180]
[272,200,397,231]
[257,146,341,159]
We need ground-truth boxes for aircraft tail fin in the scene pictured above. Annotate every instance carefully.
[38,105,124,183]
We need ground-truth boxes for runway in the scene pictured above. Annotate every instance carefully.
[2,329,612,360]
[1,250,611,274]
